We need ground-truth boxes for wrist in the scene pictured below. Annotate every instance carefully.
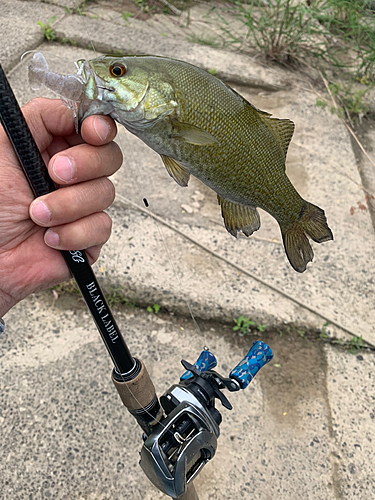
[0,289,18,319]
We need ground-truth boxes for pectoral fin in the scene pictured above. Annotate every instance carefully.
[169,119,219,146]
[161,155,190,187]
[218,196,260,237]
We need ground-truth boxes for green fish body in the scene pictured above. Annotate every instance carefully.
[78,55,333,272]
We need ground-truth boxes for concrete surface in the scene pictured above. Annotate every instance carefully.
[1,293,374,500]
[0,1,65,73]
[53,14,288,91]
[1,1,375,499]
[9,40,375,344]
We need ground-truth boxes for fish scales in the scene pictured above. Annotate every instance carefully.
[128,58,299,222]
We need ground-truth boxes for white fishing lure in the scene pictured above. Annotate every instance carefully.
[28,52,85,132]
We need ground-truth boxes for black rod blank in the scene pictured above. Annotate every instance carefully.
[0,64,134,375]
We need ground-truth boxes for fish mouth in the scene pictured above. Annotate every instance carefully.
[96,85,115,92]
[77,62,118,123]
[79,61,112,94]
[77,60,150,126]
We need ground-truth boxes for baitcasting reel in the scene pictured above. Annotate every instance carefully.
[140,341,273,498]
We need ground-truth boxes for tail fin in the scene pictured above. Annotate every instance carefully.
[281,202,333,273]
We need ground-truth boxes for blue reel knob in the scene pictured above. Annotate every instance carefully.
[180,349,217,381]
[229,341,273,389]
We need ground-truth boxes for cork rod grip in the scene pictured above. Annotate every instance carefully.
[112,359,157,411]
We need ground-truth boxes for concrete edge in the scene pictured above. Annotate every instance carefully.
[51,14,290,91]
[1,6,66,74]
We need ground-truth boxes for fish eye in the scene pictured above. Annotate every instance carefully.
[110,63,127,77]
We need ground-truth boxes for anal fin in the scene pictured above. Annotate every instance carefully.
[161,155,190,187]
[218,195,261,237]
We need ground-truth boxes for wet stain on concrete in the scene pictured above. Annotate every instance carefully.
[286,151,309,197]
[256,331,327,429]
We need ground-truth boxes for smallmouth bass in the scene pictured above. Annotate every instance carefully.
[29,53,333,272]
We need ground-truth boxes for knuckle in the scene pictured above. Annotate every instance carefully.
[25,97,40,111]
[99,177,116,206]
[102,212,113,234]
[92,212,112,245]
[113,142,123,167]
[25,97,46,110]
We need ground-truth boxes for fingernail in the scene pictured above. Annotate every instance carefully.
[52,155,75,183]
[44,230,60,248]
[93,116,111,141]
[30,199,52,224]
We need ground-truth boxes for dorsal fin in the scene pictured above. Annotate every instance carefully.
[262,116,295,162]
[223,81,272,117]
[224,81,295,161]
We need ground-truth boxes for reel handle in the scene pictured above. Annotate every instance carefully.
[180,349,217,381]
[229,341,273,389]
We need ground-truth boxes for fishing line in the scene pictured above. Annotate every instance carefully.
[73,19,372,346]
[116,193,373,345]
[20,50,38,62]
[78,12,198,331]
[117,132,204,339]
[141,196,203,337]
[86,125,208,432]
[71,21,207,432]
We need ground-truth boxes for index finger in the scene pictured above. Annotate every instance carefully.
[46,115,118,156]
[23,98,118,150]
[22,98,76,152]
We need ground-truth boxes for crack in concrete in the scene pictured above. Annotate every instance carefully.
[322,346,343,500]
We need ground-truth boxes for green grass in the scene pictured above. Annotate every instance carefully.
[187,34,221,47]
[102,286,136,308]
[233,315,267,335]
[50,281,136,308]
[122,11,134,21]
[319,321,330,338]
[231,0,374,70]
[147,303,161,314]
[349,334,364,354]
[225,0,329,65]
[162,0,372,120]
[37,16,57,41]
[233,315,255,335]
[226,0,375,119]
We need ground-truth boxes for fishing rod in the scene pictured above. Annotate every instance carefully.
[0,62,273,499]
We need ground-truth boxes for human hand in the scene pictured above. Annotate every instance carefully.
[0,98,123,317]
